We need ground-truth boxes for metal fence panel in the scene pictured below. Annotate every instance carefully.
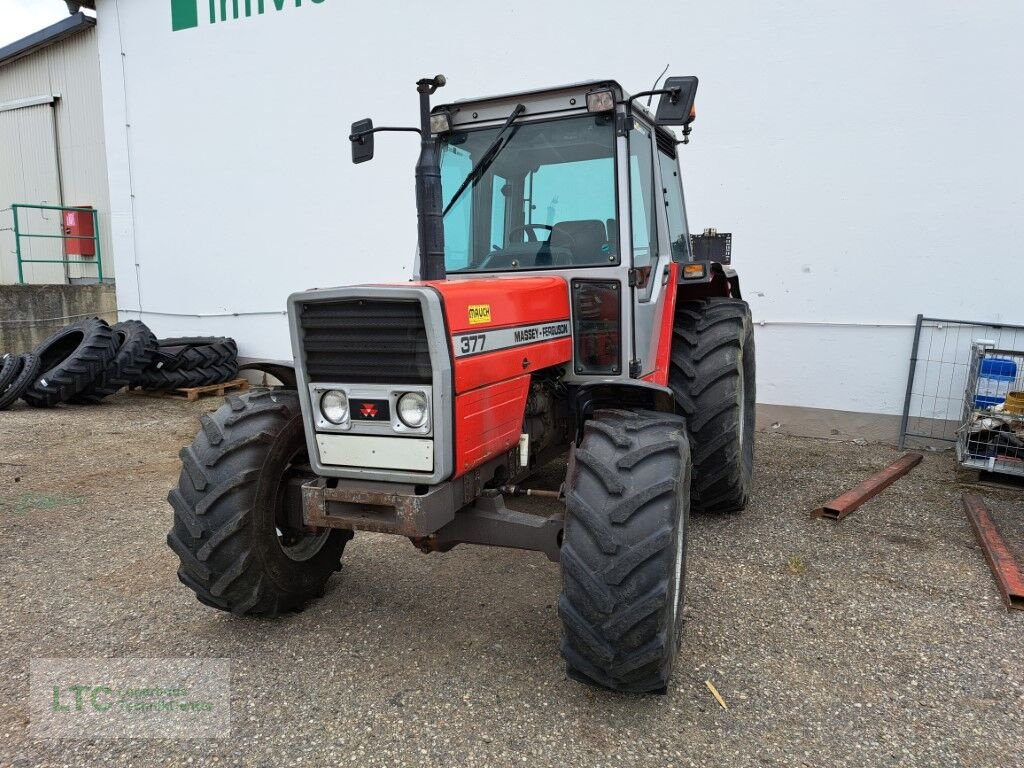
[898,315,1024,449]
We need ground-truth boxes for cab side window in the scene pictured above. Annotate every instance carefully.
[629,124,659,294]
[658,149,690,261]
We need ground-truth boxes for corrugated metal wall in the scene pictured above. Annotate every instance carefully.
[0,26,111,285]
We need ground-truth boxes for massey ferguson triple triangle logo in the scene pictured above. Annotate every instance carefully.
[171,0,327,32]
[360,402,378,418]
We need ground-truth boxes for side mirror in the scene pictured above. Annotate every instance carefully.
[655,76,698,126]
[350,118,374,164]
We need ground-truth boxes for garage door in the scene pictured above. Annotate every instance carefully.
[0,100,63,284]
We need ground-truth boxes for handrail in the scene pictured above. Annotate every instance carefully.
[11,203,103,284]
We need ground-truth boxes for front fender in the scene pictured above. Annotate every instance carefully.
[571,380,676,442]
[238,360,297,388]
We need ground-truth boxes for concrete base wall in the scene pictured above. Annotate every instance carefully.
[0,284,117,355]
[757,402,910,445]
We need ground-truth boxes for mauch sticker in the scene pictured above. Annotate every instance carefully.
[468,305,492,325]
[452,320,570,358]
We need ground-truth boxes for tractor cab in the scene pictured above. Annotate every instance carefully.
[348,76,732,383]
[434,80,690,278]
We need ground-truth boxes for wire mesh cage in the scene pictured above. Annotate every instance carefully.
[899,316,1024,448]
[957,343,1024,477]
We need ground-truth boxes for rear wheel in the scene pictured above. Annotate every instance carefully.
[167,389,349,616]
[669,298,755,513]
[559,409,691,693]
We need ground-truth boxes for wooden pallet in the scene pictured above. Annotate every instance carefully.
[129,378,249,401]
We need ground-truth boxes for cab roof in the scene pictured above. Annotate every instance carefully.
[442,79,627,109]
[434,78,671,148]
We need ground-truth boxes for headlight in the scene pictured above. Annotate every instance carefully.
[397,392,429,428]
[320,390,349,424]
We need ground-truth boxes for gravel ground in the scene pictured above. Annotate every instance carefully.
[1,394,1022,767]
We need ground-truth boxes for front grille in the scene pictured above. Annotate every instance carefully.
[299,298,432,384]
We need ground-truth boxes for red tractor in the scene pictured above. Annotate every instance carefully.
[168,75,755,693]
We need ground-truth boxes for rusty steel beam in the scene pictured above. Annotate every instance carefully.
[962,494,1024,611]
[813,453,923,521]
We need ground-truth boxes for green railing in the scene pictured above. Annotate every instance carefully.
[11,203,103,284]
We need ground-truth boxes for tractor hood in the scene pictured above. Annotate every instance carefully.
[425,276,572,393]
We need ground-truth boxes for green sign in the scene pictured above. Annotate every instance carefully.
[172,0,326,32]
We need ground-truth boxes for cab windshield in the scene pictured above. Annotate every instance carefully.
[440,114,617,273]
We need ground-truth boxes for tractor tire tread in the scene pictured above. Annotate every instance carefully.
[669,298,755,513]
[156,337,237,372]
[0,354,20,392]
[0,354,40,410]
[167,389,348,617]
[72,320,158,402]
[559,408,691,693]
[22,319,117,408]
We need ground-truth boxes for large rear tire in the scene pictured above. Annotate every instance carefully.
[167,389,350,616]
[559,409,691,693]
[669,298,755,513]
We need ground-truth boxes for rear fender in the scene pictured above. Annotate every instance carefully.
[677,261,741,300]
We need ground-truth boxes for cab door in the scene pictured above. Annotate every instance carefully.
[627,120,671,377]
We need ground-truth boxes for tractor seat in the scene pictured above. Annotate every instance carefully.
[550,219,609,265]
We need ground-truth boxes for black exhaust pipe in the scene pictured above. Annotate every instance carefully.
[415,76,447,281]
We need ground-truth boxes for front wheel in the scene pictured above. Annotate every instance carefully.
[559,409,692,693]
[167,389,350,616]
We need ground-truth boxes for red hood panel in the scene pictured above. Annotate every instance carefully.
[427,276,572,393]
[427,276,570,334]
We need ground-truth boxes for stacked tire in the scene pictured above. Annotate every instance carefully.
[138,337,238,391]
[0,353,42,410]
[71,320,159,403]
[20,318,122,408]
[0,317,239,409]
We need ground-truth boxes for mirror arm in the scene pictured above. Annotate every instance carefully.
[625,87,680,111]
[349,126,423,144]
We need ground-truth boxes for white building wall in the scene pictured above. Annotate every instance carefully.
[95,0,1024,420]
[0,25,112,285]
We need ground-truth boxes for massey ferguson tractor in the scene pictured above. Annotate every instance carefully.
[168,75,755,693]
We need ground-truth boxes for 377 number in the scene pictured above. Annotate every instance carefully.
[459,334,486,355]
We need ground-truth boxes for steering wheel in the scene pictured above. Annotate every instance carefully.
[507,223,555,244]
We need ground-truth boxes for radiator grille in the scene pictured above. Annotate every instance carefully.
[299,298,432,384]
